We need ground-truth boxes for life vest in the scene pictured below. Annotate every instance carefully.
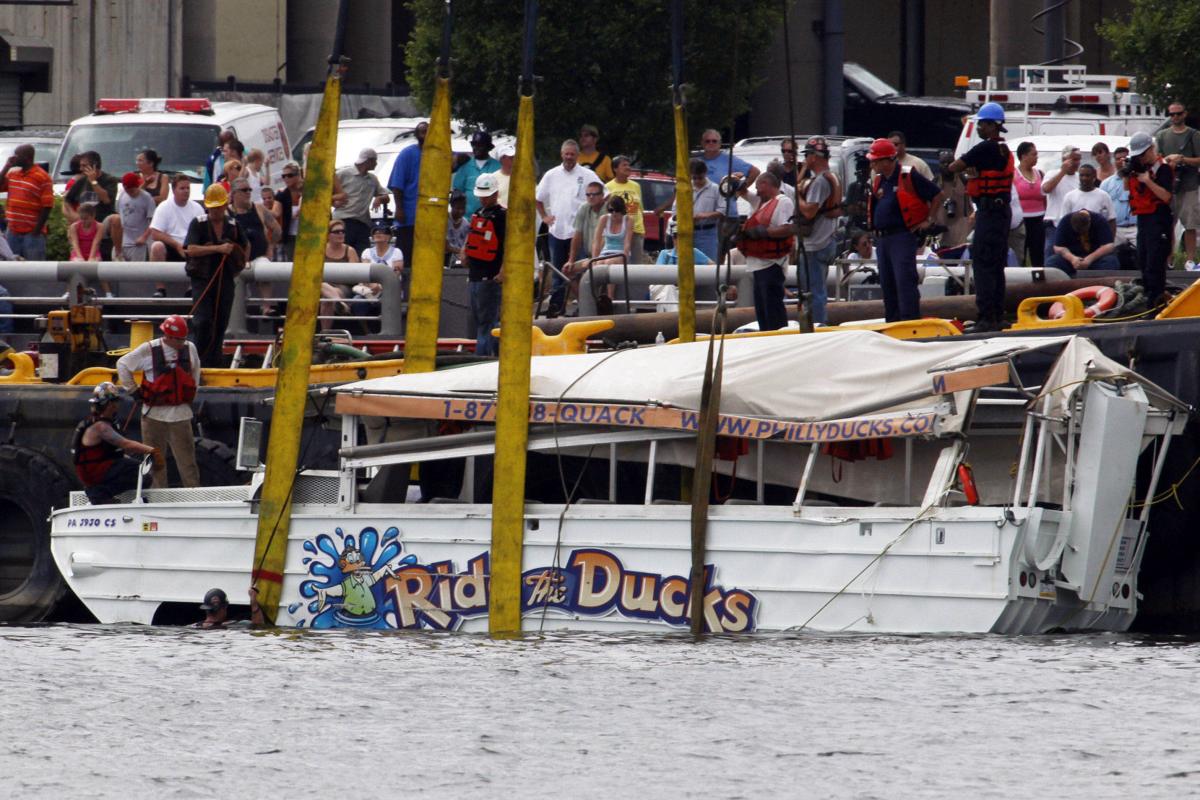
[1128,162,1172,215]
[139,341,197,407]
[869,166,931,230]
[740,196,795,259]
[965,143,1015,197]
[464,209,501,263]
[72,417,121,487]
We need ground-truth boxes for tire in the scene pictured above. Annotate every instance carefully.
[0,445,74,623]
[166,436,246,487]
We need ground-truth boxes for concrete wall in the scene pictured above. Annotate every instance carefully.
[0,0,180,126]
[285,0,393,87]
[182,0,287,84]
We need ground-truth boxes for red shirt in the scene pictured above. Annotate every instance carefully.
[4,164,54,234]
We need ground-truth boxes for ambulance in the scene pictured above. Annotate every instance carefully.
[51,98,290,190]
[954,65,1164,157]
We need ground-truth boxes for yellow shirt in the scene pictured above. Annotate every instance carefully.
[579,151,613,182]
[604,178,645,235]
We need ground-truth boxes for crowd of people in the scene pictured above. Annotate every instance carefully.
[1,101,1198,349]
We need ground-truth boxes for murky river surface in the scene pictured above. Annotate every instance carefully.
[2,627,1199,799]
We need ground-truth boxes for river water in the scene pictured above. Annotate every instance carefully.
[2,627,1198,799]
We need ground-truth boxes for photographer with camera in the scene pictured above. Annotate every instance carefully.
[946,102,1014,332]
[1126,132,1174,306]
[932,150,973,253]
[1100,147,1137,253]
[1156,103,1200,269]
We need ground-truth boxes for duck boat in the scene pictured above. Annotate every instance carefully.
[50,331,1188,633]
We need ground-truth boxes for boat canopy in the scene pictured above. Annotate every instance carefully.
[332,332,1187,440]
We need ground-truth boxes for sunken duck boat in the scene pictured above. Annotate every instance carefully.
[50,331,1188,633]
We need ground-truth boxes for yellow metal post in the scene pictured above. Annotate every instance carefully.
[674,104,696,343]
[489,94,536,635]
[403,76,453,374]
[250,71,341,622]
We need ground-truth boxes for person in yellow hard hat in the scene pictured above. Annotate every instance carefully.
[185,183,248,367]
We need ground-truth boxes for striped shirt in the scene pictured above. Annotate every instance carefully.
[4,165,53,234]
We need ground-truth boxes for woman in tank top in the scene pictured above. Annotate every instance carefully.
[592,195,633,263]
[319,220,360,331]
[1014,141,1046,267]
[136,149,169,205]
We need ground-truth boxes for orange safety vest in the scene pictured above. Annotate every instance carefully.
[464,212,501,262]
[740,196,795,259]
[1128,162,1172,215]
[965,143,1015,197]
[869,166,931,230]
[139,341,197,407]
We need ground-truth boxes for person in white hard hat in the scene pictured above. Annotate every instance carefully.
[463,172,506,356]
[116,315,202,489]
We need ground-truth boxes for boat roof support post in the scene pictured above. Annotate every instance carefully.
[1130,411,1181,572]
[339,412,357,510]
[644,438,659,505]
[793,443,820,510]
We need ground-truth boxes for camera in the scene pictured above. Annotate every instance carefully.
[942,197,956,218]
[1118,158,1148,179]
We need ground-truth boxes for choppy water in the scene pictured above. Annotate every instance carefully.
[2,628,1199,799]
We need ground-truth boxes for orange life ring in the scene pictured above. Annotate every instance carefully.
[1049,286,1118,320]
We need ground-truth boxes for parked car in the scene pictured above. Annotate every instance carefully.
[843,62,971,149]
[632,169,675,252]
[0,129,63,171]
[290,117,425,168]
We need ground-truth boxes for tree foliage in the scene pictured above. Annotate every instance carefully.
[1098,0,1200,109]
[405,0,784,168]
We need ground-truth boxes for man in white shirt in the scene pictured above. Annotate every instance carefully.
[115,315,202,489]
[536,139,600,315]
[1060,164,1116,235]
[1040,146,1081,263]
[148,175,205,297]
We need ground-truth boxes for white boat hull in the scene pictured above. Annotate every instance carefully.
[50,497,1140,634]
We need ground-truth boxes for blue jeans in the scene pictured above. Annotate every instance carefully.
[1046,252,1119,278]
[547,234,571,313]
[7,231,46,260]
[469,280,502,356]
[801,241,836,324]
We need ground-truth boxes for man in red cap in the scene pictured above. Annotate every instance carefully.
[866,137,943,322]
[115,314,202,488]
[111,171,156,262]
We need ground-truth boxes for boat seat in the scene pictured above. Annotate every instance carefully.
[798,499,840,507]
[576,498,614,504]
[724,498,761,505]
[427,497,463,504]
[652,499,689,505]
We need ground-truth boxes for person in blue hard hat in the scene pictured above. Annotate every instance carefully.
[947,102,1016,332]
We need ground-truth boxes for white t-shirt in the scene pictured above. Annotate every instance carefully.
[745,194,796,272]
[150,198,205,242]
[1042,170,1079,223]
[1060,187,1115,221]
[117,189,157,243]
[115,338,202,423]
[535,164,601,240]
[361,245,403,267]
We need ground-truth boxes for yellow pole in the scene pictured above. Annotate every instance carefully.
[489,93,536,635]
[251,71,341,622]
[674,104,696,343]
[403,76,453,374]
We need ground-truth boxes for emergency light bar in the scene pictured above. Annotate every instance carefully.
[94,98,214,115]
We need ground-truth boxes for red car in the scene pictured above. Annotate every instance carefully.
[632,169,676,252]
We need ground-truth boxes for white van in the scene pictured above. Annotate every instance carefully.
[954,65,1163,157]
[52,98,290,189]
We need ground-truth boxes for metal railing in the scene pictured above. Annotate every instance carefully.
[0,260,406,337]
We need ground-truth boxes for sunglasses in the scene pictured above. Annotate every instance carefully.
[586,191,603,197]
[282,172,299,178]
[329,228,345,234]
[235,188,251,193]
[1170,111,1186,117]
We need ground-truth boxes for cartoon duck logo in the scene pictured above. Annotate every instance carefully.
[295,526,416,629]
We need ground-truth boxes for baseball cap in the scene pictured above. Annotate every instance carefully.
[496,144,516,159]
[199,588,228,611]
[355,147,378,165]
[802,136,830,157]
[121,171,143,189]
[1129,131,1154,157]
[474,172,500,197]
[580,124,599,137]
[470,130,492,146]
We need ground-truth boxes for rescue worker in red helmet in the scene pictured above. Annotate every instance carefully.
[946,102,1016,331]
[866,138,943,322]
[115,314,202,489]
[72,382,163,505]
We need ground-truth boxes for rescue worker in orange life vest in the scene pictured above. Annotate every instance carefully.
[946,102,1015,332]
[866,138,943,323]
[464,171,506,356]
[72,382,163,505]
[115,315,202,489]
[1126,131,1175,307]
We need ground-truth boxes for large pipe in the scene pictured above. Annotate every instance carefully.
[821,0,844,135]
[901,0,924,96]
[536,277,1127,343]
